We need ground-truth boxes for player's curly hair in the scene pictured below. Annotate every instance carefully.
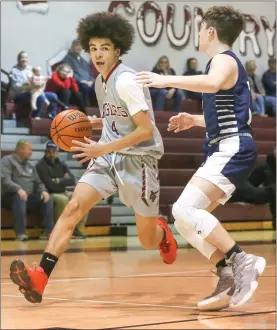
[76,12,135,55]
[201,6,244,46]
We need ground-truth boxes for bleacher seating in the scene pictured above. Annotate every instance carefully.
[1,98,275,238]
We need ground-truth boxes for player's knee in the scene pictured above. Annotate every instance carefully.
[172,202,194,231]
[62,197,83,225]
[173,201,219,238]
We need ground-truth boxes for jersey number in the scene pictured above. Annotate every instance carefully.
[112,121,119,135]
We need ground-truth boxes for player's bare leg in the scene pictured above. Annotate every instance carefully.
[9,183,103,303]
[173,176,266,309]
[135,213,177,264]
[44,184,102,256]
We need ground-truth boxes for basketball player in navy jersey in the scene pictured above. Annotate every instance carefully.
[8,12,177,304]
[137,6,266,310]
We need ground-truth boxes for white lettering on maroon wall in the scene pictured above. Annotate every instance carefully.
[109,1,276,57]
[17,0,49,14]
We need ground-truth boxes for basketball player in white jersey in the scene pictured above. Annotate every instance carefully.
[137,6,266,310]
[9,12,177,304]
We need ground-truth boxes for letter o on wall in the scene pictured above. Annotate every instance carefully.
[136,1,164,45]
[166,4,191,48]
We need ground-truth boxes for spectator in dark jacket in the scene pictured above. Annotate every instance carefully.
[262,57,276,97]
[45,63,86,114]
[262,58,276,116]
[1,140,54,240]
[150,56,184,112]
[183,57,203,102]
[63,39,96,106]
[36,141,88,238]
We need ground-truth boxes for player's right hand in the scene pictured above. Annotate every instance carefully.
[167,112,195,133]
[17,189,28,201]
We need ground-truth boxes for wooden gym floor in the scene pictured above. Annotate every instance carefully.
[1,232,276,329]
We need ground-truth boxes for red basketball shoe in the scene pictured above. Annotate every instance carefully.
[10,259,48,303]
[157,217,178,264]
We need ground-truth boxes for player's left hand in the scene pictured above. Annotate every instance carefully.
[71,137,104,163]
[135,71,167,88]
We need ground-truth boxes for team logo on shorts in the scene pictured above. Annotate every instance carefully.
[149,190,159,203]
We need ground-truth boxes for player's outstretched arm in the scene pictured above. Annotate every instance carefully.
[136,54,236,93]
[168,113,205,133]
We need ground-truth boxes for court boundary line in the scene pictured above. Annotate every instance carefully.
[1,265,275,285]
[1,294,196,310]
[97,310,276,330]
[2,294,275,330]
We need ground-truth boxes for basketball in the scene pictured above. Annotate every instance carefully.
[50,110,93,152]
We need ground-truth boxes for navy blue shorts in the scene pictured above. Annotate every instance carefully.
[194,135,257,204]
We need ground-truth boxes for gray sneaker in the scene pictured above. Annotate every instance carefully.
[227,252,267,308]
[198,266,235,311]
[16,234,28,241]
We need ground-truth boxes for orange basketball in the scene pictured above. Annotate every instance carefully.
[50,110,93,152]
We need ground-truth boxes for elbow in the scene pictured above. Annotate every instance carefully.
[209,82,221,93]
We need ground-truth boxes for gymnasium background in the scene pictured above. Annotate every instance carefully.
[1,1,276,75]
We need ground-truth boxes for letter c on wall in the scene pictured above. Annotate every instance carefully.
[108,1,135,15]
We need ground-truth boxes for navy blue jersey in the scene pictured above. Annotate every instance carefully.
[202,50,252,142]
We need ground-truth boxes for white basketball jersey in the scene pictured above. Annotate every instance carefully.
[95,62,164,159]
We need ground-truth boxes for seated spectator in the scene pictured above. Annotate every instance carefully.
[246,60,276,116]
[262,57,276,115]
[46,63,86,114]
[63,39,95,106]
[183,57,203,101]
[29,66,52,118]
[150,56,184,112]
[10,51,58,119]
[1,140,54,241]
[36,141,88,238]
[262,57,276,97]
[229,149,276,230]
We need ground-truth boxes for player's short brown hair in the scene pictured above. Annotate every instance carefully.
[201,6,244,46]
[77,12,135,55]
